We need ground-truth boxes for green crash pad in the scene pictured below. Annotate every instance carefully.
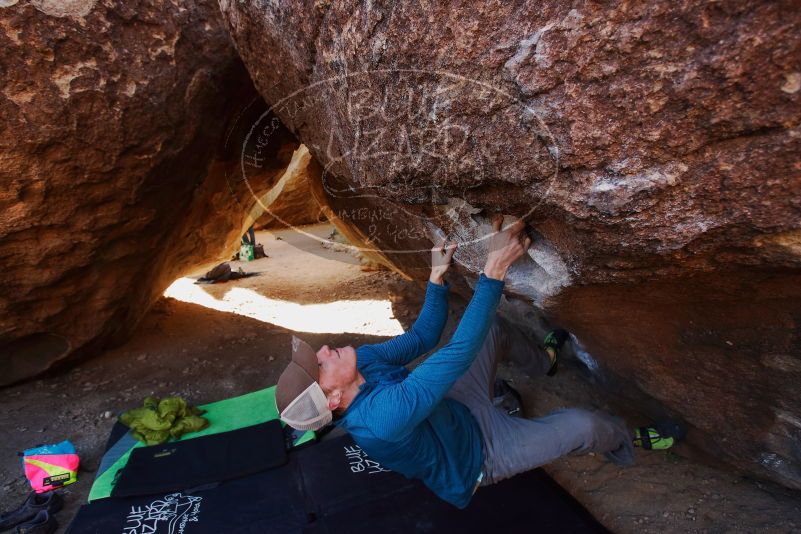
[89,386,314,501]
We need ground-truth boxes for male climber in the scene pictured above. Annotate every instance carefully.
[275,217,679,508]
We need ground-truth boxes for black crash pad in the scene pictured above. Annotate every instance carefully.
[295,434,608,534]
[111,420,287,498]
[66,462,308,534]
[68,433,607,534]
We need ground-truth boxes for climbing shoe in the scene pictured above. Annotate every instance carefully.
[14,510,57,534]
[493,378,524,417]
[633,420,687,450]
[542,329,569,376]
[0,491,61,531]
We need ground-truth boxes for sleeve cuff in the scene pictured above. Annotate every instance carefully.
[478,273,505,290]
[427,280,450,292]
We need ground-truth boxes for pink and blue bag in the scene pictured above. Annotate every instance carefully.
[22,440,79,493]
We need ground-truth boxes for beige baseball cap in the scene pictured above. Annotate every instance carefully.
[275,336,332,431]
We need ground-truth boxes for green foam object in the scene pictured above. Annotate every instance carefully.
[88,386,314,502]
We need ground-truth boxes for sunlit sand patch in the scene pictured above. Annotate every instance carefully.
[164,277,404,336]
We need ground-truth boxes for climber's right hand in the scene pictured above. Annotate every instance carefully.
[483,215,531,281]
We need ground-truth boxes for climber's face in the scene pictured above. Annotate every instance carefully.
[315,344,358,409]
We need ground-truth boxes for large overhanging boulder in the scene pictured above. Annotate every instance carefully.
[0,1,298,384]
[219,1,801,488]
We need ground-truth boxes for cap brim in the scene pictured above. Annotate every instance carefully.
[275,336,319,413]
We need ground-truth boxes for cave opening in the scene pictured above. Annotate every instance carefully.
[163,223,405,337]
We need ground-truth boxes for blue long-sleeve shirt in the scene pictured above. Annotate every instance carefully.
[337,274,505,508]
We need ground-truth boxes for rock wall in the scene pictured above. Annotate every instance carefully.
[219,0,801,489]
[0,1,298,384]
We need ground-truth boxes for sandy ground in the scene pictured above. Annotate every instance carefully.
[1,224,800,533]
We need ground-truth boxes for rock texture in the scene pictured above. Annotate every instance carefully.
[253,145,326,229]
[0,1,298,384]
[220,0,801,489]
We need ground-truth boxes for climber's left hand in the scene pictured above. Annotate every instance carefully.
[430,237,457,285]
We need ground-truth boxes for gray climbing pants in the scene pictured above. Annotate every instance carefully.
[446,318,634,486]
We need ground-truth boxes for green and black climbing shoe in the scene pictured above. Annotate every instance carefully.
[542,328,569,376]
[633,427,674,450]
[633,420,687,450]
